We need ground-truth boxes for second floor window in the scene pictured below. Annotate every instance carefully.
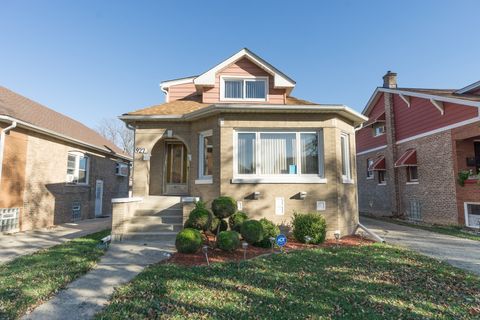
[372,123,386,137]
[67,151,89,184]
[222,77,267,101]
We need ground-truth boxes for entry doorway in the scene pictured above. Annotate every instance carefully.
[95,180,104,217]
[164,141,188,195]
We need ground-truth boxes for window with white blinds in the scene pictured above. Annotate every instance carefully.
[235,130,325,181]
[222,77,267,101]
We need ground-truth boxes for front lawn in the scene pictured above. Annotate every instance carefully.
[0,229,110,319]
[97,244,480,319]
[369,216,480,242]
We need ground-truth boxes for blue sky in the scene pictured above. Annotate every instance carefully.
[1,0,479,128]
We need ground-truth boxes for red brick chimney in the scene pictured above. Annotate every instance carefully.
[383,71,397,88]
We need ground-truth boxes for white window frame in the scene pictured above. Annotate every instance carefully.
[66,151,89,185]
[220,76,268,102]
[232,129,326,184]
[196,129,213,184]
[377,170,386,186]
[340,133,353,184]
[366,158,374,179]
[372,123,386,137]
[464,202,480,228]
[406,166,419,184]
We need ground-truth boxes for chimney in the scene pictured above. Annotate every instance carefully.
[383,71,397,88]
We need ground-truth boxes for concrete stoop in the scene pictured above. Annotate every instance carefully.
[113,196,183,242]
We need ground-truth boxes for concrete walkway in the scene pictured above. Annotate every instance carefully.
[0,218,111,264]
[361,216,480,276]
[22,240,176,320]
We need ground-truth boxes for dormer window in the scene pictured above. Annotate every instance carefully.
[221,76,268,101]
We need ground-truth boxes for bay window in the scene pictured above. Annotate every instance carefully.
[234,130,325,183]
[66,151,89,184]
[222,77,267,101]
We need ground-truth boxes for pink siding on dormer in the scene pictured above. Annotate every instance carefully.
[202,57,286,104]
[168,82,198,102]
[355,93,387,153]
[393,94,478,141]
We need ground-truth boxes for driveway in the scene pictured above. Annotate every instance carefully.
[361,216,480,276]
[0,217,111,264]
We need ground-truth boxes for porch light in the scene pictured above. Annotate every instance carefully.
[202,245,210,266]
[299,191,307,200]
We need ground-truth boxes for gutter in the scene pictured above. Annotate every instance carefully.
[0,115,132,162]
[0,120,17,189]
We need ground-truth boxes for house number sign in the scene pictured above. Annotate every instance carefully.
[135,147,147,154]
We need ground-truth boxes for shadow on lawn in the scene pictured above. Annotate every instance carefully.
[98,244,479,320]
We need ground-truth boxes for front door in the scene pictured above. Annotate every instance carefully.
[164,141,188,195]
[95,180,104,217]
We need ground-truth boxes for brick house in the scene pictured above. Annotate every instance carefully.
[356,73,480,228]
[111,48,367,241]
[0,86,131,232]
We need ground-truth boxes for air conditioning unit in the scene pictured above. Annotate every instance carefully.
[66,174,76,183]
[115,163,129,177]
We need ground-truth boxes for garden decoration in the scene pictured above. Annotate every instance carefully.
[276,234,287,254]
[334,230,341,247]
[202,245,210,266]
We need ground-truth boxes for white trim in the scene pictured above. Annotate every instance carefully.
[0,115,131,161]
[195,178,213,185]
[396,116,480,145]
[219,76,268,102]
[193,48,295,90]
[198,129,213,180]
[377,182,387,186]
[399,93,411,107]
[342,178,354,184]
[464,202,480,228]
[340,132,352,182]
[231,177,328,184]
[430,99,444,115]
[160,76,196,89]
[406,182,419,185]
[66,151,90,185]
[356,145,387,156]
[456,80,480,94]
[111,197,143,204]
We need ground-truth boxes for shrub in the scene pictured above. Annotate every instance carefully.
[217,231,240,251]
[183,218,194,229]
[188,208,212,231]
[240,220,264,244]
[292,212,327,244]
[175,228,203,253]
[211,196,237,219]
[229,211,248,232]
[254,218,280,248]
[209,217,228,234]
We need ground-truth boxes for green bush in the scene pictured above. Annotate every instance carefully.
[229,211,248,232]
[240,220,264,244]
[188,208,212,231]
[209,217,228,234]
[254,218,280,248]
[211,196,237,219]
[217,231,240,251]
[292,212,327,244]
[183,218,194,229]
[175,228,203,253]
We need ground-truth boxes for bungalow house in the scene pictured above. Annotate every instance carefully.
[0,86,131,232]
[356,72,480,228]
[112,48,366,241]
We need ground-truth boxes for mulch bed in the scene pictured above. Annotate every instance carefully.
[167,235,373,266]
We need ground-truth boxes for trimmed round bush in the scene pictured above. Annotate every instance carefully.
[183,218,194,229]
[292,212,327,244]
[211,196,237,219]
[240,220,264,244]
[229,211,248,232]
[209,217,228,234]
[217,231,240,251]
[188,208,212,231]
[175,228,203,253]
[254,218,281,248]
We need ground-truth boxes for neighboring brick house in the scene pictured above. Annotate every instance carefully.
[0,86,131,232]
[356,73,480,228]
[112,48,367,241]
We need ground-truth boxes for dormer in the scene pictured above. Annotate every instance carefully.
[455,80,480,96]
[160,48,296,104]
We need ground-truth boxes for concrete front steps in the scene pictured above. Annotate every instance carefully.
[118,196,184,242]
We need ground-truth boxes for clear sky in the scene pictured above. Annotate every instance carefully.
[1,0,479,128]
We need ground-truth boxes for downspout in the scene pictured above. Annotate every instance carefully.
[0,120,18,188]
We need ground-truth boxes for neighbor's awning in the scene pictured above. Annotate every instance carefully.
[365,111,386,126]
[369,155,386,171]
[395,149,417,167]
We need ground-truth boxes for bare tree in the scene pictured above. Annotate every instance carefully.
[96,118,134,156]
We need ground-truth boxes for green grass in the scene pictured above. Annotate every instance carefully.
[96,244,480,320]
[0,229,110,319]
[369,216,480,242]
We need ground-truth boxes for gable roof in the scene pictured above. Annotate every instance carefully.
[0,86,131,160]
[160,48,296,94]
[455,80,480,94]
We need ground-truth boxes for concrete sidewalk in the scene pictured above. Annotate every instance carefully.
[0,217,111,264]
[361,216,480,276]
[22,240,175,320]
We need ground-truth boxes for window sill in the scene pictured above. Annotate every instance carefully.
[378,183,387,186]
[231,176,327,184]
[406,181,419,185]
[342,177,354,184]
[366,176,374,180]
[65,183,89,187]
[195,178,213,185]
